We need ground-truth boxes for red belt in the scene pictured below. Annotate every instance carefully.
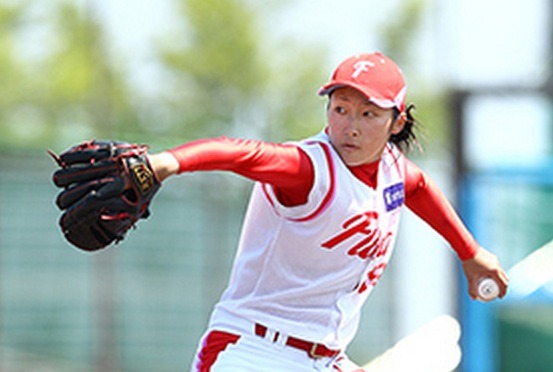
[254,323,340,359]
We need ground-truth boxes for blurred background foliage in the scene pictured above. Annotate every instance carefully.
[0,0,444,155]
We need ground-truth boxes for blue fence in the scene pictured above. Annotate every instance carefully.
[459,162,553,372]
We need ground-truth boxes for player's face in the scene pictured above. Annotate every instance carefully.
[326,87,404,166]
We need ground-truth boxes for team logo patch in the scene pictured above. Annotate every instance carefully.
[383,183,404,211]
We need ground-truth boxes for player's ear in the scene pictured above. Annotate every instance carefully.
[391,112,407,135]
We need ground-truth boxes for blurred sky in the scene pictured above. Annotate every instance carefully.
[94,0,402,62]
[92,0,404,93]
[91,0,551,88]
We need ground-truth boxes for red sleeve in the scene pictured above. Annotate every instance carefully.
[167,136,314,206]
[404,159,478,260]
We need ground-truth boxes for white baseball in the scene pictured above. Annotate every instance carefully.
[477,277,499,302]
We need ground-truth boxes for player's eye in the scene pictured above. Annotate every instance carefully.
[334,106,346,114]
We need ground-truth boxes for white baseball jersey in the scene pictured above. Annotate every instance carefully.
[208,132,406,350]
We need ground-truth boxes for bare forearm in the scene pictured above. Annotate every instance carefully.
[148,152,180,182]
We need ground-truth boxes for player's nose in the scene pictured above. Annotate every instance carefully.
[344,117,361,137]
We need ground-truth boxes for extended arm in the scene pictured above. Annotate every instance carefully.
[404,159,508,299]
[148,136,315,206]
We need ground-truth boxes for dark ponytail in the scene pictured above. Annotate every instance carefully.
[389,104,421,153]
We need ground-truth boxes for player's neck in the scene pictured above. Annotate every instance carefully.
[349,160,379,189]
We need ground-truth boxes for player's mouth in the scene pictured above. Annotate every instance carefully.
[342,143,359,152]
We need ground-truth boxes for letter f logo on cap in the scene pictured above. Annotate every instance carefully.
[352,61,376,78]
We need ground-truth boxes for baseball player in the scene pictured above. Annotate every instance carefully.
[144,52,509,371]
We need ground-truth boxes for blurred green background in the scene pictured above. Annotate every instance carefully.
[1,0,552,371]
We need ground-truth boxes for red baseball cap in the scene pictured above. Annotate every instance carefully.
[318,52,407,112]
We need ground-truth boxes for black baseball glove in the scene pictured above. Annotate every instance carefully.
[49,140,161,251]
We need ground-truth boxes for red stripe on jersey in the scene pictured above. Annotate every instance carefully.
[385,143,403,175]
[289,142,336,222]
[261,182,278,211]
[195,330,240,372]
[262,141,335,222]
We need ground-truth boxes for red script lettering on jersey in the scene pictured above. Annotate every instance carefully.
[321,212,392,260]
[357,262,387,294]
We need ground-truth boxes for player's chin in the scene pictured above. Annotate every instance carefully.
[340,153,374,167]
[335,148,359,166]
[339,146,382,167]
[337,154,360,167]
